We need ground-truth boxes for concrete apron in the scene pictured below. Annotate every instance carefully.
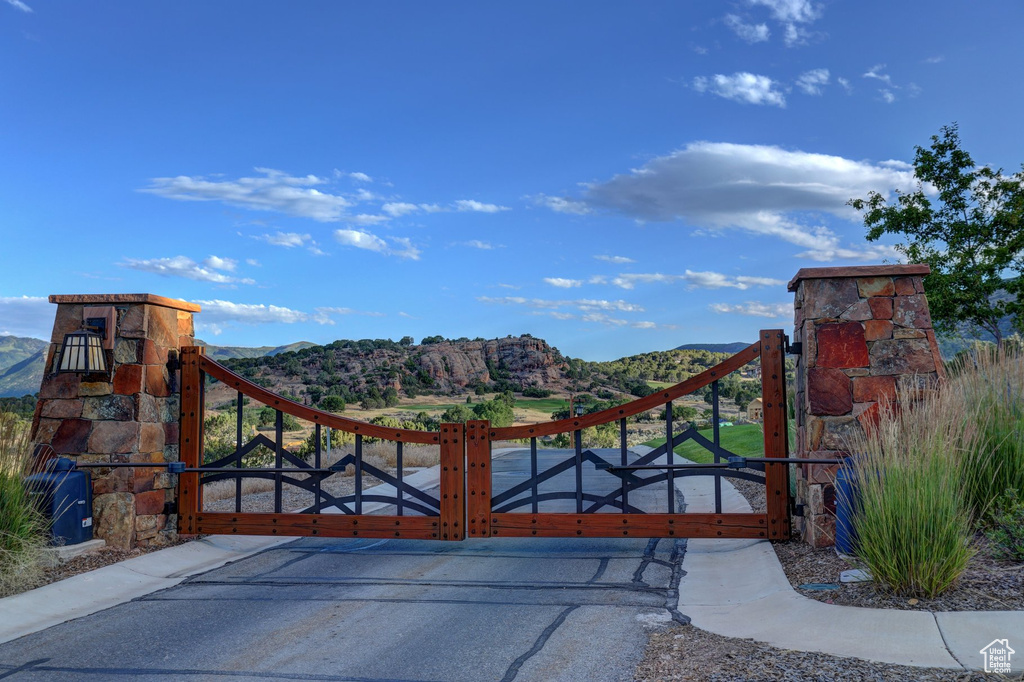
[0,450,524,646]
[674,460,1024,673]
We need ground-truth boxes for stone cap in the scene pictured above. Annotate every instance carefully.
[48,294,201,313]
[787,264,930,292]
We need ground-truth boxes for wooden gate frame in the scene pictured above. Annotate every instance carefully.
[466,330,790,541]
[177,330,789,542]
[178,346,465,540]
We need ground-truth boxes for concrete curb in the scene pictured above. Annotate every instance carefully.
[0,534,292,645]
[0,462,452,646]
[672,456,1024,673]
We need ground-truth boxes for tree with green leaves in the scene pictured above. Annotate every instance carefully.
[849,123,1024,346]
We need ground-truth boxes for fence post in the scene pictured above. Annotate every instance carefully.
[466,420,492,537]
[439,423,466,541]
[177,346,203,535]
[760,330,791,541]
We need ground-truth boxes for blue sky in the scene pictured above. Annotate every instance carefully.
[2,1,1022,360]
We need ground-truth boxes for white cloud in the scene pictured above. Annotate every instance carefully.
[348,172,373,182]
[0,296,51,339]
[879,89,896,104]
[837,77,853,94]
[348,214,389,226]
[461,240,498,250]
[334,229,420,260]
[193,300,333,329]
[709,301,791,318]
[251,232,326,255]
[246,259,261,267]
[253,231,310,248]
[575,141,917,261]
[532,194,592,215]
[609,271,785,290]
[796,68,829,95]
[454,199,510,213]
[724,14,770,43]
[693,73,786,107]
[582,312,627,326]
[749,0,822,46]
[632,321,658,329]
[121,256,255,285]
[315,306,386,319]
[141,168,352,222]
[750,0,821,24]
[4,0,32,12]
[862,64,891,84]
[923,56,944,64]
[478,296,643,314]
[203,256,237,272]
[382,202,420,217]
[594,254,635,264]
[544,277,583,288]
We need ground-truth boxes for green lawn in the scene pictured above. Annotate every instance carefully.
[396,403,460,412]
[641,423,765,464]
[647,380,676,390]
[395,397,567,415]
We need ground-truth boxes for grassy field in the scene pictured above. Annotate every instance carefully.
[641,423,765,464]
[647,380,676,390]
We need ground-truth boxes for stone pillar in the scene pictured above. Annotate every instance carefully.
[789,265,945,547]
[30,294,200,549]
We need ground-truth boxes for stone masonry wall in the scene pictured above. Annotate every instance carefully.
[30,294,200,549]
[789,265,945,547]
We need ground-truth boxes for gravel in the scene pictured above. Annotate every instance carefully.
[635,623,1013,681]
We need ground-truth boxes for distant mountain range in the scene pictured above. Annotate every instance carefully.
[0,336,317,398]
[674,342,751,353]
[196,340,318,361]
[0,336,48,399]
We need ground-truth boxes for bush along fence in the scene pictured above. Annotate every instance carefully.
[25,264,946,549]
[789,264,946,547]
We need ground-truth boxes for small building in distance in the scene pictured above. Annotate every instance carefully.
[747,397,763,422]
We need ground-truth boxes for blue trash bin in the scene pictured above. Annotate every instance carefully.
[834,463,858,556]
[25,457,93,546]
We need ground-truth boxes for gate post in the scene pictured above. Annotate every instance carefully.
[789,265,945,546]
[30,294,200,549]
[177,346,204,536]
[439,423,466,540]
[466,420,492,537]
[760,330,791,541]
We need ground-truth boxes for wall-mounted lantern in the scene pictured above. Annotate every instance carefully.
[55,305,115,374]
[56,327,107,373]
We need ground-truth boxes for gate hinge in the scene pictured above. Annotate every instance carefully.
[790,501,805,517]
[785,339,802,356]
[163,500,178,516]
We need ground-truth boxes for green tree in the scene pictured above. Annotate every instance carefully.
[850,124,1024,346]
[440,404,473,423]
[320,395,345,412]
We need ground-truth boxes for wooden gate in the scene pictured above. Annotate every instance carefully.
[177,330,790,541]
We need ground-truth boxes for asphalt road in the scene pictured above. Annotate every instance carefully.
[0,448,688,682]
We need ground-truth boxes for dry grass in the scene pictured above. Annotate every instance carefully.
[0,412,49,597]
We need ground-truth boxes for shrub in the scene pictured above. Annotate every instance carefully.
[0,412,48,596]
[949,345,1024,520]
[841,386,978,597]
[985,490,1024,562]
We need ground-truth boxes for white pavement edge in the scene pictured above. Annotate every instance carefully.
[0,461,456,646]
[0,534,292,645]
[671,454,1024,673]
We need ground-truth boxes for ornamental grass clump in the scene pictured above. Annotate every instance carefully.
[0,411,48,597]
[842,385,978,598]
[949,345,1024,520]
